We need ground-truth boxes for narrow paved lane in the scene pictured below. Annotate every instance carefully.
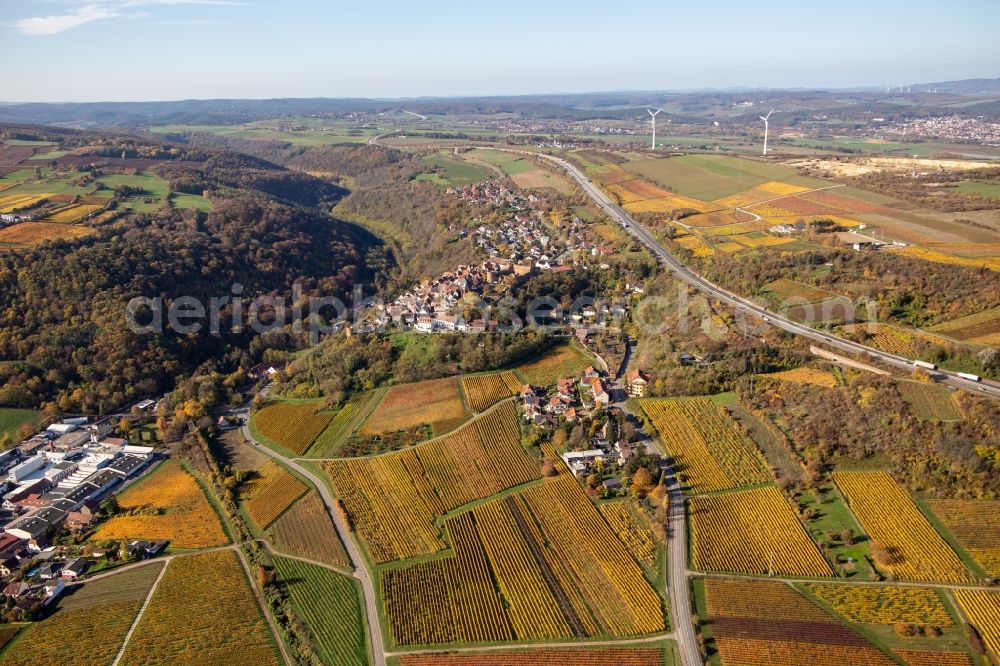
[611,378,700,666]
[243,424,387,666]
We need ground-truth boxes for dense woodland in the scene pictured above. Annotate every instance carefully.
[739,375,1000,499]
[0,127,383,414]
[695,248,1000,327]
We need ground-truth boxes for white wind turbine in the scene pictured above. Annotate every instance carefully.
[760,108,774,156]
[647,107,663,150]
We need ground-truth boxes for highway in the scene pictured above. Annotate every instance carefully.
[242,424,387,666]
[529,150,1000,399]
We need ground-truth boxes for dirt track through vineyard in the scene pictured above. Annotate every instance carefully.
[505,496,586,637]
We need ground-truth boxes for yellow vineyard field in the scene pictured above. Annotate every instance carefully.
[640,397,771,493]
[895,650,973,666]
[697,219,770,234]
[689,486,832,577]
[251,400,333,455]
[0,193,50,213]
[461,371,521,412]
[0,564,163,666]
[926,499,1000,576]
[599,501,657,565]
[953,589,1000,658]
[241,460,308,528]
[899,246,1000,272]
[674,234,716,257]
[382,512,517,646]
[517,470,666,636]
[716,181,810,208]
[841,323,919,356]
[743,202,799,218]
[604,183,645,203]
[92,461,228,548]
[382,467,667,645]
[802,583,952,626]
[715,241,746,253]
[0,221,93,246]
[328,401,539,562]
[44,204,104,223]
[833,472,974,583]
[120,550,281,665]
[705,579,895,666]
[623,194,714,214]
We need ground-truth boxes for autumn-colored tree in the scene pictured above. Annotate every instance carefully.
[870,541,894,569]
[648,483,668,506]
[632,467,654,491]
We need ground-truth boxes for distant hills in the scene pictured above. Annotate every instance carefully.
[910,78,1000,95]
[0,78,997,127]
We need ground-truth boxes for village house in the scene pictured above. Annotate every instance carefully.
[61,558,90,579]
[560,449,608,477]
[625,368,650,397]
[589,376,610,407]
[615,440,639,462]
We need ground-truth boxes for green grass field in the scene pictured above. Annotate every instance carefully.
[3,140,57,147]
[149,121,378,146]
[465,148,536,175]
[896,381,964,421]
[92,173,170,212]
[272,557,367,666]
[624,154,826,200]
[953,180,1000,198]
[797,487,875,580]
[0,408,42,444]
[515,343,595,387]
[169,192,213,211]
[27,150,69,161]
[0,168,174,212]
[414,153,492,187]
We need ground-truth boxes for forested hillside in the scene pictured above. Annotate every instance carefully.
[0,126,383,414]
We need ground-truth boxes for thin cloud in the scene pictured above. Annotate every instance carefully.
[14,4,121,36]
[12,0,248,36]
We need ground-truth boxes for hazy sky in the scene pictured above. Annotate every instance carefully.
[2,0,998,102]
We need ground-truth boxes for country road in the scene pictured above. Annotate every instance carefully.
[523,149,1000,399]
[611,378,701,666]
[243,424,387,666]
